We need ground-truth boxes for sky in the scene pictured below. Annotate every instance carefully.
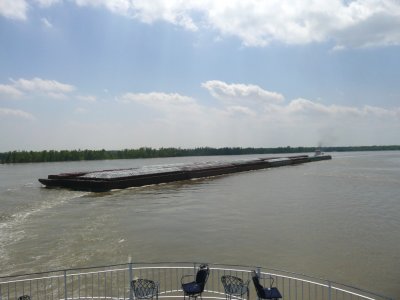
[0,0,400,151]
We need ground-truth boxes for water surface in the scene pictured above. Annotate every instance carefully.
[0,152,399,298]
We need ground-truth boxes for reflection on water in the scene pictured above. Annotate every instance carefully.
[0,152,399,298]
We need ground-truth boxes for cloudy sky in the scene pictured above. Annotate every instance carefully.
[1,0,399,151]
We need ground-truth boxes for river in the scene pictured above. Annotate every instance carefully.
[0,152,399,298]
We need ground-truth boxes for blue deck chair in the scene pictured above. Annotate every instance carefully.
[181,264,210,300]
[251,271,282,300]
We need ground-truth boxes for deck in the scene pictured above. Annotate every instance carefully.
[0,262,392,300]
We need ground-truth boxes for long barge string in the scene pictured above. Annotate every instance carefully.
[38,154,332,192]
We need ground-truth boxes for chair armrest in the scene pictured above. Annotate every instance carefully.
[181,274,196,285]
[258,275,274,287]
[148,281,160,296]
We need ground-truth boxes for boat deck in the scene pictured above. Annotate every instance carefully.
[0,262,392,300]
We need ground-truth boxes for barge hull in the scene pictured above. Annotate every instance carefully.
[39,155,331,192]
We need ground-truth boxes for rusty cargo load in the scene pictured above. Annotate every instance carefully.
[38,154,332,192]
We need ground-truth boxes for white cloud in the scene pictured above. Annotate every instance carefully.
[129,0,198,31]
[1,78,399,149]
[41,17,53,28]
[0,77,78,101]
[202,80,284,104]
[225,106,256,117]
[333,1,400,48]
[285,98,360,116]
[12,77,75,94]
[34,0,61,7]
[75,0,198,30]
[69,0,400,48]
[120,92,196,107]
[0,0,28,20]
[2,0,400,48]
[0,107,34,120]
[77,95,97,102]
[47,92,69,99]
[119,83,400,135]
[0,84,24,98]
[362,105,400,117]
[119,92,204,126]
[114,82,400,148]
[9,77,75,99]
[75,0,132,15]
[284,98,400,119]
[0,0,60,21]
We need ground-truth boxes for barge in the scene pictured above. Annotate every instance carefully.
[38,154,332,192]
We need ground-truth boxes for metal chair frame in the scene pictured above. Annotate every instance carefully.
[221,275,250,300]
[131,278,159,300]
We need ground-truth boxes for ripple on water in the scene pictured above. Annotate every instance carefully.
[0,188,88,272]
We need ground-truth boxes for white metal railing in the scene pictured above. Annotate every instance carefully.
[0,262,394,300]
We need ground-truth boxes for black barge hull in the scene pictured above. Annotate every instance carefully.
[39,155,331,192]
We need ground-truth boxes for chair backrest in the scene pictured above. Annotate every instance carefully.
[251,271,265,298]
[18,296,31,300]
[221,275,244,286]
[221,275,245,293]
[131,279,157,299]
[195,264,210,289]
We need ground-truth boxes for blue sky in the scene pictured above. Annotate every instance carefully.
[1,0,400,151]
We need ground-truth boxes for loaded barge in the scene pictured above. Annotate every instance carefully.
[38,154,331,192]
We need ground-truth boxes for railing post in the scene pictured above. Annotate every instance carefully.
[129,262,134,300]
[328,280,332,300]
[64,270,68,300]
[256,267,261,300]
[256,267,261,278]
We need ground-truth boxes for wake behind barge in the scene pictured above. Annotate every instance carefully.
[38,154,332,192]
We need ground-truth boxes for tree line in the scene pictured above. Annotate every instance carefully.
[1,145,399,164]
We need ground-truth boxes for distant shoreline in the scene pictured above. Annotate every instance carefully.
[1,145,399,164]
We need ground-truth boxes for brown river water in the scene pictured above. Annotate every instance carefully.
[0,152,399,298]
